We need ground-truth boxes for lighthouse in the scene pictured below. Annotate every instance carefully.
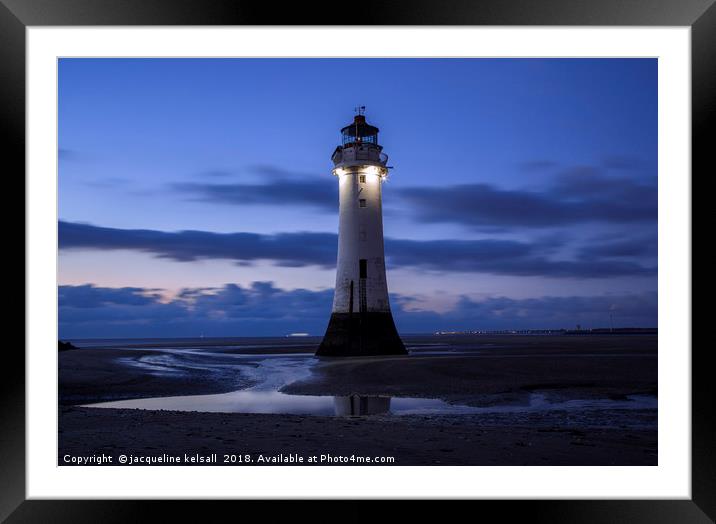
[317,109,407,357]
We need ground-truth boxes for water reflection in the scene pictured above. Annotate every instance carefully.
[334,395,391,416]
[83,390,657,417]
[84,390,399,417]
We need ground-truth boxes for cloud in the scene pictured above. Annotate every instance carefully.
[245,165,314,179]
[196,165,306,179]
[58,282,657,338]
[399,183,572,228]
[58,284,162,308]
[577,234,657,260]
[59,282,333,338]
[399,168,656,229]
[172,179,336,211]
[176,164,338,209]
[199,169,235,178]
[393,291,658,333]
[386,238,653,278]
[602,155,643,170]
[59,221,337,267]
[59,221,655,278]
[172,163,656,232]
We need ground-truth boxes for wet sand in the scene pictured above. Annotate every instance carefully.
[58,335,657,466]
[59,338,320,404]
[285,335,658,406]
[59,406,656,466]
[59,348,255,404]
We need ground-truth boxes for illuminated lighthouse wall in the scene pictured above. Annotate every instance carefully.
[316,112,407,357]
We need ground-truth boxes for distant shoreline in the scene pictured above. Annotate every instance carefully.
[61,328,658,345]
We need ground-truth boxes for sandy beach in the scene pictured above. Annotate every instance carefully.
[59,335,658,466]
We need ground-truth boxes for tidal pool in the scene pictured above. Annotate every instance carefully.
[84,390,657,417]
[81,344,656,417]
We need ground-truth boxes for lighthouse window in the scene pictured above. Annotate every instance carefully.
[359,259,367,278]
[359,175,366,184]
[359,199,367,208]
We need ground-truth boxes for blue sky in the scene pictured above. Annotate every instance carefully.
[58,58,657,338]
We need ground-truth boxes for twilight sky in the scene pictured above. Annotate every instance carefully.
[58,58,657,338]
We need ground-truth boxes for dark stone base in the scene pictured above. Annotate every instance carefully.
[316,312,407,357]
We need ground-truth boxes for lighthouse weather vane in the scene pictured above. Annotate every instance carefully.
[316,110,407,357]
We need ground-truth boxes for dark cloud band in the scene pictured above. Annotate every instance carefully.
[172,164,656,230]
[59,221,655,278]
[400,171,656,229]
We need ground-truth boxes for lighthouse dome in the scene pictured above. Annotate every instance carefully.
[341,115,379,146]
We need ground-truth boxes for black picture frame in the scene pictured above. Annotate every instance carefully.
[3,0,710,521]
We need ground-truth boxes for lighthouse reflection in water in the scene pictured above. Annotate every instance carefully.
[334,395,391,416]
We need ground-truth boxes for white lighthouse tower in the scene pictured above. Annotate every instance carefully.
[317,109,407,356]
